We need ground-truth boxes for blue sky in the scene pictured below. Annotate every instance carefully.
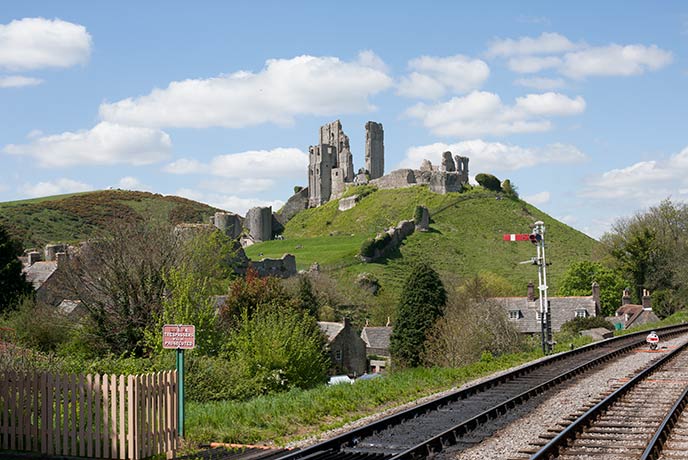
[1,1,686,238]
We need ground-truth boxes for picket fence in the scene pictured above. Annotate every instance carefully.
[0,370,178,459]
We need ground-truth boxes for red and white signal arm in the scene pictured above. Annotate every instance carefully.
[162,324,196,350]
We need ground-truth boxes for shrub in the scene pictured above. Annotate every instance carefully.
[560,316,615,335]
[414,206,425,225]
[293,186,303,194]
[221,307,329,397]
[475,173,502,192]
[360,238,376,258]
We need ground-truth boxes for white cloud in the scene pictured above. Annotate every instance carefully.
[164,147,307,180]
[175,188,284,216]
[488,33,672,80]
[397,55,489,99]
[20,178,92,198]
[523,191,551,205]
[514,77,566,90]
[3,122,172,167]
[0,17,92,71]
[515,92,585,116]
[561,44,673,79]
[117,176,150,191]
[0,75,43,88]
[487,32,580,57]
[580,147,688,203]
[404,90,585,137]
[99,53,393,129]
[400,140,586,172]
[507,56,561,73]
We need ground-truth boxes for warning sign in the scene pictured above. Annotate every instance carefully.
[162,324,196,350]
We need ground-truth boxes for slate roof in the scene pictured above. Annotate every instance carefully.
[614,304,660,329]
[491,295,597,334]
[360,326,392,350]
[318,321,345,342]
[22,261,58,290]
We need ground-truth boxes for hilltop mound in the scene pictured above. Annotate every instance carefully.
[246,185,598,302]
[0,190,222,248]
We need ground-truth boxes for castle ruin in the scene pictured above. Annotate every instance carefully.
[305,120,469,209]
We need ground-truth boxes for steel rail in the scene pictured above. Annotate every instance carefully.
[530,338,688,459]
[389,332,650,460]
[640,382,688,460]
[274,323,688,460]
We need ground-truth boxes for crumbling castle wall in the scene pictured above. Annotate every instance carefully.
[245,206,273,242]
[249,254,297,278]
[365,121,384,179]
[212,211,243,239]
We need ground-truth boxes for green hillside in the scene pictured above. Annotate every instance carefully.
[0,190,222,248]
[245,185,598,305]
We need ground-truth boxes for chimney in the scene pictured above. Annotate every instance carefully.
[592,282,601,316]
[527,282,535,301]
[622,288,632,306]
[56,252,68,269]
[27,251,41,265]
[642,289,652,310]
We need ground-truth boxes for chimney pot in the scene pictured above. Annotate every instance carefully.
[527,282,536,301]
[622,288,631,306]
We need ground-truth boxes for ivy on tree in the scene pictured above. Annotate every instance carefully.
[0,224,32,312]
[390,261,447,367]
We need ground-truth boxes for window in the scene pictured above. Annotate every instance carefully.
[335,350,342,362]
[508,310,522,320]
[575,309,589,318]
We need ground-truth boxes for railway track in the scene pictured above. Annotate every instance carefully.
[274,325,688,460]
[526,337,688,459]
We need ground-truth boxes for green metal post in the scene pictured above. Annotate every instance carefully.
[177,348,185,438]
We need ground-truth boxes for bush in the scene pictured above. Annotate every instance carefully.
[414,206,425,225]
[560,316,615,335]
[475,173,502,192]
[293,186,303,194]
[221,307,329,397]
[359,233,392,259]
[360,238,376,258]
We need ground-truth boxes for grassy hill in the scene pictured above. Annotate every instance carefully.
[245,185,599,314]
[0,190,222,248]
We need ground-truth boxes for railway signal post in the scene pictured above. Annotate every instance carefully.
[503,221,552,354]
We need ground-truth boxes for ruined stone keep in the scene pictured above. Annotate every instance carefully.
[306,119,469,209]
[365,121,384,180]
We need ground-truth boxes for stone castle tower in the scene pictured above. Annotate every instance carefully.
[308,120,355,207]
[365,121,384,180]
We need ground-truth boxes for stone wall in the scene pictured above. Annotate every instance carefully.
[245,206,272,242]
[211,211,243,239]
[365,121,384,179]
[361,219,416,262]
[249,254,297,278]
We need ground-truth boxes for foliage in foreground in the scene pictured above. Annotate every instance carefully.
[390,262,447,367]
[185,351,540,445]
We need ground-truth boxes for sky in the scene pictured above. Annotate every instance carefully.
[1,1,686,239]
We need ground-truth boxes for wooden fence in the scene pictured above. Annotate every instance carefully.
[0,370,178,459]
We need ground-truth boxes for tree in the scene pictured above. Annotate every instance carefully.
[218,267,294,329]
[222,306,329,396]
[501,179,518,198]
[423,297,522,368]
[54,221,182,356]
[296,274,319,318]
[0,224,32,312]
[600,199,686,302]
[145,266,222,356]
[558,261,626,316]
[475,173,502,192]
[390,262,447,367]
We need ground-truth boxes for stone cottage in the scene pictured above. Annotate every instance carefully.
[360,325,392,373]
[607,289,660,330]
[318,318,367,376]
[492,282,600,334]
